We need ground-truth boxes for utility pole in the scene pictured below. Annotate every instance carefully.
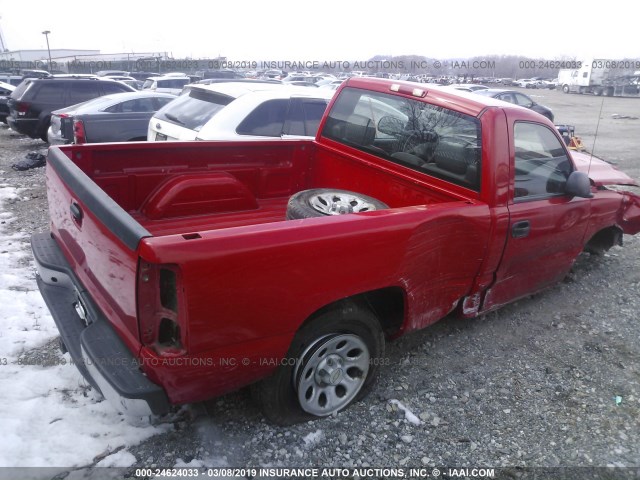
[0,16,8,52]
[42,30,52,71]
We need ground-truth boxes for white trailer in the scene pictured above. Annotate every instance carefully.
[558,60,640,97]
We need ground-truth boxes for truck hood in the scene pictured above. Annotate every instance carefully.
[571,151,638,187]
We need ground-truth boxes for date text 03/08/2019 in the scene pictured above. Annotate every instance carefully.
[133,467,496,478]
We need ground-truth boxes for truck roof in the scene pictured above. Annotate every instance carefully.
[342,77,509,117]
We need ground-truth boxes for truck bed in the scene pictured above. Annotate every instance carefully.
[130,196,289,236]
[54,140,470,239]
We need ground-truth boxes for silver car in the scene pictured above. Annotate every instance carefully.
[47,91,175,144]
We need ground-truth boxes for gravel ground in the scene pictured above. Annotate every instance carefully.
[1,89,639,479]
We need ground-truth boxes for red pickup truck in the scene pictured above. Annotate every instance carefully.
[32,77,640,424]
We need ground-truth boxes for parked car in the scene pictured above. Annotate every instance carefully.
[103,75,141,90]
[448,84,490,92]
[473,88,554,122]
[195,78,282,86]
[52,74,99,79]
[0,74,24,86]
[282,74,313,83]
[513,79,536,88]
[20,69,51,79]
[200,69,245,80]
[141,76,191,95]
[148,82,334,142]
[7,77,136,141]
[47,91,175,145]
[536,80,556,90]
[318,80,344,91]
[95,70,130,77]
[0,81,15,123]
[128,72,160,82]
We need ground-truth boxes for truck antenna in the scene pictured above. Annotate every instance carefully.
[588,95,606,176]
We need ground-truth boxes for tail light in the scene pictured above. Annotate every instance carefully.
[16,102,30,116]
[73,119,86,144]
[137,261,186,355]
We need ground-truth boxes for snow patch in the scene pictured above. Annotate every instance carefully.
[95,450,137,468]
[389,399,422,426]
[0,183,169,467]
[302,429,324,448]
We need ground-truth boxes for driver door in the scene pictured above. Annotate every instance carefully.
[483,121,591,310]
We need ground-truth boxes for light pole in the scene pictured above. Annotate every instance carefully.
[42,30,52,71]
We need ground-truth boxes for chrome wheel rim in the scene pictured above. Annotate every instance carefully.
[294,334,370,416]
[308,192,377,215]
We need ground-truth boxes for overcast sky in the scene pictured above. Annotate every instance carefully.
[0,0,637,61]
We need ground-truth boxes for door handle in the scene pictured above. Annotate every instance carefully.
[511,220,530,238]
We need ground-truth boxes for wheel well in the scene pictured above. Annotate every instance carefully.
[584,226,622,255]
[301,287,405,338]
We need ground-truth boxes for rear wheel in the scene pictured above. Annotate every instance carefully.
[38,116,51,143]
[253,301,385,425]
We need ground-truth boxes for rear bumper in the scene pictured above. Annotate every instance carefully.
[31,232,171,416]
[7,115,38,137]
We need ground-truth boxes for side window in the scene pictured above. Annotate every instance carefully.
[104,102,122,113]
[513,122,572,201]
[109,98,155,113]
[513,93,533,107]
[70,82,102,103]
[32,83,65,103]
[153,97,174,110]
[497,93,515,104]
[285,99,328,136]
[236,99,288,137]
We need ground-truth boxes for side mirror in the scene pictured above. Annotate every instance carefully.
[565,171,593,198]
[377,116,405,136]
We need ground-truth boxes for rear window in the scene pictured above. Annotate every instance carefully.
[154,88,232,131]
[322,87,482,191]
[10,80,33,99]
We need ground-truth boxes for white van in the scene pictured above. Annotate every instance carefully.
[141,76,191,95]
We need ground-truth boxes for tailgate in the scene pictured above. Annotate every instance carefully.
[45,147,151,348]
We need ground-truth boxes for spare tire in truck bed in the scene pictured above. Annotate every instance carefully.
[286,189,389,220]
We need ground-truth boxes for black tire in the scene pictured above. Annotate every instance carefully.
[562,85,570,94]
[37,115,51,143]
[252,301,385,425]
[286,189,389,220]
